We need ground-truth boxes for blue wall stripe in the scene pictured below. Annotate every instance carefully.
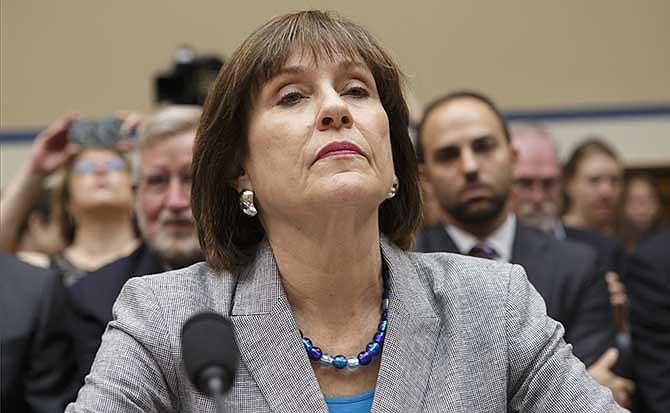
[504,104,670,122]
[1,104,669,143]
[0,129,41,143]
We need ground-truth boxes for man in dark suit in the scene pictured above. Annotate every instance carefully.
[415,90,634,408]
[626,231,670,413]
[1,252,77,412]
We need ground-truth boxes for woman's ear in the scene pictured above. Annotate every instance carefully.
[234,169,253,193]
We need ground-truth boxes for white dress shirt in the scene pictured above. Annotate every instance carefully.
[445,214,517,263]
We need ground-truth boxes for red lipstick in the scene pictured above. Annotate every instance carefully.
[315,141,364,162]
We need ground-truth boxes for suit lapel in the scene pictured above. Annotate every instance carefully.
[230,241,328,412]
[429,225,460,254]
[372,240,440,411]
[510,223,552,298]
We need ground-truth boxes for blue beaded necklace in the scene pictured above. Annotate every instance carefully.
[301,287,389,370]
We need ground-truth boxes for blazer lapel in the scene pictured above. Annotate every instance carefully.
[373,240,440,411]
[230,241,328,413]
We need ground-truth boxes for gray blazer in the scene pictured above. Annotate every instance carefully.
[67,239,625,412]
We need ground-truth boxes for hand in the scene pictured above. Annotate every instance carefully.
[29,114,81,176]
[605,272,629,332]
[114,110,144,151]
[587,348,635,408]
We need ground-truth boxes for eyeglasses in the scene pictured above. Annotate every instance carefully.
[140,172,192,194]
[72,157,128,174]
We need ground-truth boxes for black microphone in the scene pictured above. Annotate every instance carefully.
[181,312,239,412]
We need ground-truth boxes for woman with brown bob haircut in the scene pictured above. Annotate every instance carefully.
[68,11,623,412]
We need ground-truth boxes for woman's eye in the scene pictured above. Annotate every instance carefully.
[345,86,370,99]
[277,91,303,106]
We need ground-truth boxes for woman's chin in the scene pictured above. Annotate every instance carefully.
[314,180,386,209]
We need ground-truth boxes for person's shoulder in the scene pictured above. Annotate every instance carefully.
[0,251,58,296]
[133,261,232,293]
[414,223,447,252]
[635,229,670,264]
[523,224,598,265]
[113,262,236,334]
[407,250,517,299]
[564,225,623,253]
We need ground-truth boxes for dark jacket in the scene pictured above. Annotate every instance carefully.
[1,252,77,413]
[416,221,616,366]
[627,231,670,413]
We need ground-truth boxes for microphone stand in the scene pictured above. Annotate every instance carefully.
[201,366,231,413]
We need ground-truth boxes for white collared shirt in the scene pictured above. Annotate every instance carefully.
[445,214,517,263]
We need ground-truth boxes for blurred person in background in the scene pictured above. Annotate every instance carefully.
[404,85,446,229]
[416,92,634,407]
[626,230,670,413]
[1,114,141,279]
[510,124,628,279]
[133,105,204,270]
[509,124,642,405]
[50,145,139,286]
[1,252,78,412]
[509,124,563,236]
[618,174,666,252]
[63,105,204,392]
[0,113,148,394]
[563,138,624,237]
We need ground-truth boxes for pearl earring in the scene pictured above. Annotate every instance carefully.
[239,190,257,217]
[387,175,399,199]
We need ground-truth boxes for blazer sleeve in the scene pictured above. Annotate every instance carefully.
[66,277,178,412]
[505,264,626,412]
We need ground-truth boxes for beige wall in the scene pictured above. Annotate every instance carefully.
[2,0,669,127]
[2,1,669,186]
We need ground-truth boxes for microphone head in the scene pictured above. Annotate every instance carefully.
[181,312,239,395]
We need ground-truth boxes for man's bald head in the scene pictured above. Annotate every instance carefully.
[510,124,562,232]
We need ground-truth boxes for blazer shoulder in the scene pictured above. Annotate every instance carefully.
[119,262,237,321]
[407,251,519,304]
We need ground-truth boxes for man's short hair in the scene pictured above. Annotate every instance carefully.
[416,90,510,163]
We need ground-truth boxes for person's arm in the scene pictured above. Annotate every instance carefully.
[0,114,79,251]
[25,270,79,412]
[504,264,627,412]
[559,249,636,407]
[561,250,616,367]
[65,277,177,412]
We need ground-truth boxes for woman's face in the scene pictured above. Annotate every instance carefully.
[68,148,134,214]
[239,51,394,221]
[566,152,623,229]
[624,178,661,230]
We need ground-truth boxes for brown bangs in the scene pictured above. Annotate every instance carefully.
[245,11,394,98]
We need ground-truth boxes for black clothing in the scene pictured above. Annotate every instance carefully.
[1,252,77,413]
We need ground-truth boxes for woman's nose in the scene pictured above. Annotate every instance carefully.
[317,91,353,131]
